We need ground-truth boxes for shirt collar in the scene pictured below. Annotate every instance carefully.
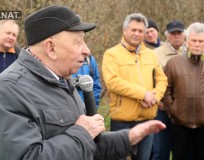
[0,47,15,53]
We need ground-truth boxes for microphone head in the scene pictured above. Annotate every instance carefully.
[78,75,93,91]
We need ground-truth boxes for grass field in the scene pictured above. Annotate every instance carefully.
[97,105,110,131]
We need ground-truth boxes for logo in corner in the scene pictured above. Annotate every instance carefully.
[0,11,22,20]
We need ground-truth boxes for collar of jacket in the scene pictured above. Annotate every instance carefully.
[18,48,62,83]
[0,47,15,53]
[144,38,161,48]
[167,42,187,55]
[187,51,204,64]
[18,48,76,91]
[121,36,146,54]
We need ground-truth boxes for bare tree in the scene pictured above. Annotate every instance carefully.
[1,0,204,103]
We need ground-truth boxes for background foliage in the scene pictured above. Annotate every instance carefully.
[1,0,204,105]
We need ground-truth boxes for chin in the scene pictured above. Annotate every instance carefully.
[71,68,79,74]
[5,45,14,49]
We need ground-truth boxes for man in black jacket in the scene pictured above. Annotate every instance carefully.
[0,5,165,160]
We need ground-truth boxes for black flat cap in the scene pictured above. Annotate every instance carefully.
[147,19,159,32]
[166,20,184,33]
[24,5,96,45]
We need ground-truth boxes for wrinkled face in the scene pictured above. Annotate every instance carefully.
[167,31,185,50]
[123,20,145,48]
[187,31,204,55]
[52,31,90,77]
[144,27,158,44]
[0,21,19,51]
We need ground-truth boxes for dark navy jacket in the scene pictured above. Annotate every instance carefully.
[0,47,19,73]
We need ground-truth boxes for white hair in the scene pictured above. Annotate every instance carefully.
[185,22,204,40]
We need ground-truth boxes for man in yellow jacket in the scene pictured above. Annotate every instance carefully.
[102,13,167,160]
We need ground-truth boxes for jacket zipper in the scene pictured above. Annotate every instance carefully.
[3,52,6,70]
[192,65,197,128]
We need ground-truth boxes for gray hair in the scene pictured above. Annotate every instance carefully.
[185,22,204,40]
[123,13,148,30]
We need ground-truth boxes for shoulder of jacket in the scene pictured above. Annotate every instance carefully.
[0,65,27,84]
[154,44,171,54]
[105,44,128,57]
[167,54,183,64]
[141,47,157,57]
[154,43,167,51]
[14,45,21,56]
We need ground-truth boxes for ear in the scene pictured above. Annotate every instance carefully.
[44,38,57,60]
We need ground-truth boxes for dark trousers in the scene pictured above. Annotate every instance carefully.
[150,110,172,160]
[171,123,204,160]
[111,119,154,160]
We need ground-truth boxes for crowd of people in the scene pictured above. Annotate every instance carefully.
[0,4,204,160]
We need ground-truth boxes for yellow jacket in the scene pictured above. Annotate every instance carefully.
[102,42,167,121]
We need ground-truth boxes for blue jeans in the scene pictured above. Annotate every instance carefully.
[151,110,172,160]
[111,119,154,160]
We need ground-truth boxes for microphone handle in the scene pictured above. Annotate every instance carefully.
[83,91,96,116]
[83,90,101,143]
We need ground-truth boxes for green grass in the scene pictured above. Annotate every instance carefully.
[97,105,110,131]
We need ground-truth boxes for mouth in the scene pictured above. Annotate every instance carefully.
[77,60,84,67]
[6,39,14,43]
[77,60,84,64]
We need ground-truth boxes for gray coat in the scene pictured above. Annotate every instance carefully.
[0,49,132,160]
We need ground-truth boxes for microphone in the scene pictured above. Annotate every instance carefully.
[78,75,101,143]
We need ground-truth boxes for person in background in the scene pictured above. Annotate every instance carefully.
[0,5,166,160]
[144,19,166,159]
[163,22,204,160]
[102,13,167,160]
[144,19,164,49]
[0,20,20,73]
[151,20,186,160]
[155,20,186,68]
[72,54,102,108]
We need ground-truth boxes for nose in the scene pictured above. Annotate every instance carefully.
[135,30,140,36]
[195,41,200,47]
[82,41,91,57]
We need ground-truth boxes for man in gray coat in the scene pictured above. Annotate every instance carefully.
[0,5,165,160]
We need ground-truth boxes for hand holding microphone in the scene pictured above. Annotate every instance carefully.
[78,75,102,142]
[75,114,105,140]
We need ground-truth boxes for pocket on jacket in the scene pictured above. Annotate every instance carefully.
[141,58,154,65]
[119,63,136,79]
[42,108,76,139]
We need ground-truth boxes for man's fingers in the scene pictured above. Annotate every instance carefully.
[92,114,104,121]
[152,90,157,95]
[75,114,105,139]
[148,120,166,133]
